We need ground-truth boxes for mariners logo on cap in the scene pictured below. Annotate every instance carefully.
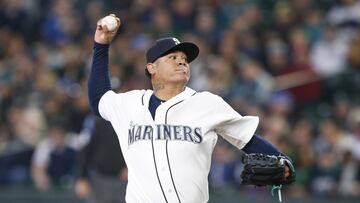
[173,38,180,45]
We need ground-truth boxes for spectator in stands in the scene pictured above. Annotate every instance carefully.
[75,118,127,203]
[289,119,315,197]
[310,24,349,77]
[327,0,360,32]
[309,149,341,196]
[31,122,77,191]
[228,59,275,112]
[209,139,238,189]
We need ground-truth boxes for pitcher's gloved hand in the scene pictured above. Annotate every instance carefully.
[241,153,296,186]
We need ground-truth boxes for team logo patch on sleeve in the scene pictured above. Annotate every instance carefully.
[128,123,202,145]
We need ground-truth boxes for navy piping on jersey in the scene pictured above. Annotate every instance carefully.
[141,92,145,106]
[164,92,197,203]
[144,91,197,203]
[165,100,185,203]
[151,135,168,203]
[143,94,168,202]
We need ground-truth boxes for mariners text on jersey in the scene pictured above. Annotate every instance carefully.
[128,124,203,145]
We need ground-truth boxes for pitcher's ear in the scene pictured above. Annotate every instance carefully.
[146,63,156,76]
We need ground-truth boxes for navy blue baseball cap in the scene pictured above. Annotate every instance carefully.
[146,37,199,63]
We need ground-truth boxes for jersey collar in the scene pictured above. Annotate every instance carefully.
[143,86,196,109]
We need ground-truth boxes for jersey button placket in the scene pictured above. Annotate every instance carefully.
[154,107,179,202]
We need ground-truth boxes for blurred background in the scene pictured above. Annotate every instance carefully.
[0,0,360,202]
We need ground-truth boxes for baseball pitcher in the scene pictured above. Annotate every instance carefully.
[88,14,295,203]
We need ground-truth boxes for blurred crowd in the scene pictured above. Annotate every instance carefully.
[0,0,360,201]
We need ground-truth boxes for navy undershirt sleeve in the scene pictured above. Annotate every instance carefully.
[88,42,111,116]
[242,134,281,156]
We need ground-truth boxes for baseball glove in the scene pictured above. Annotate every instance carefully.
[240,153,296,186]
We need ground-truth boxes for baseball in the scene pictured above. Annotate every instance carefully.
[101,15,118,31]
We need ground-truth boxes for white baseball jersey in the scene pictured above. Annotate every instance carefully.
[98,87,259,203]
